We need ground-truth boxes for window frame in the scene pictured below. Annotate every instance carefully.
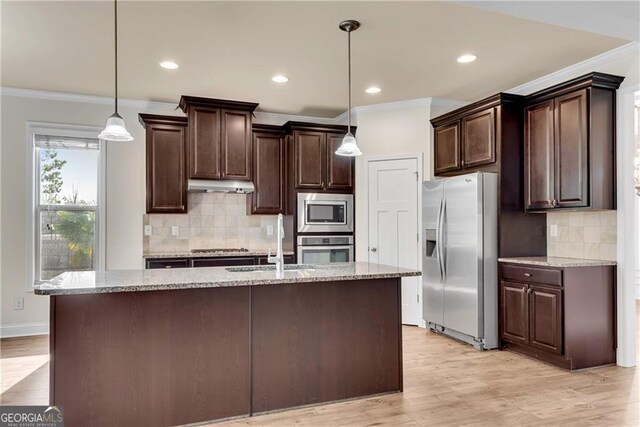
[27,122,106,290]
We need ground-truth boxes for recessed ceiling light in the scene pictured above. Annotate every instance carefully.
[272,75,289,83]
[365,86,382,94]
[457,54,477,64]
[160,61,179,70]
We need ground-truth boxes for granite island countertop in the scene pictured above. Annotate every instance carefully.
[143,250,295,259]
[498,256,617,268]
[34,262,421,296]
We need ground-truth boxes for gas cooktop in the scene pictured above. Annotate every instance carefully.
[190,248,249,254]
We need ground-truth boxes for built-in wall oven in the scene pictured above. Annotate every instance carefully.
[297,193,354,233]
[297,236,354,265]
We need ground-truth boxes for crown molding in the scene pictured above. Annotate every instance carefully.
[253,111,339,126]
[0,86,344,125]
[0,87,178,111]
[507,41,640,96]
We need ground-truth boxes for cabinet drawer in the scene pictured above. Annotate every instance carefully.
[191,257,256,267]
[501,264,562,287]
[146,258,190,269]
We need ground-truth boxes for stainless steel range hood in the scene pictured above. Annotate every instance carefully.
[187,179,255,194]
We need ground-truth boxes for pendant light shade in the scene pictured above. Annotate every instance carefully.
[335,20,362,157]
[99,112,133,142]
[335,132,361,156]
[99,0,133,142]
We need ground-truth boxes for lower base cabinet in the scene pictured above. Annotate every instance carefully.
[146,255,295,269]
[499,263,615,370]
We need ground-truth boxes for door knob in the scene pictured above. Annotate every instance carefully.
[370,247,377,253]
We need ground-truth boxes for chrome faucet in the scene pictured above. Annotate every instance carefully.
[267,214,285,276]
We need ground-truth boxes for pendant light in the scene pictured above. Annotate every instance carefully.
[98,0,133,142]
[335,20,362,157]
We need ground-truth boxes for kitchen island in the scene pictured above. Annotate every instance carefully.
[36,262,420,426]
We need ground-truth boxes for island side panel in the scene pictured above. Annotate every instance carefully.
[50,287,251,427]
[251,278,402,413]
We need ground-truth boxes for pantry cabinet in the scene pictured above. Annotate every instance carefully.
[179,96,258,181]
[524,73,624,212]
[139,114,188,214]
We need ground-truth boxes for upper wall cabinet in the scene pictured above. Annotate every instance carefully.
[179,96,258,181]
[284,122,355,193]
[524,73,624,212]
[248,125,286,215]
[431,93,521,176]
[139,114,188,214]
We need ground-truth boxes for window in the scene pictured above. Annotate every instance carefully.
[33,133,101,283]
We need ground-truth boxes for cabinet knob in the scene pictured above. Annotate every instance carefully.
[527,288,532,294]
[524,273,532,277]
[370,247,378,253]
[551,199,558,207]
[165,265,172,269]
[461,160,466,167]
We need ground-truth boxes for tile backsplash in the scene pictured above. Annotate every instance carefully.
[546,211,617,261]
[143,193,290,253]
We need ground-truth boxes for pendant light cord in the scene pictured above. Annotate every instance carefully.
[114,0,119,114]
[347,28,351,133]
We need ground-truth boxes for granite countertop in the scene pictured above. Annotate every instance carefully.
[143,250,295,259]
[498,256,617,268]
[34,262,421,296]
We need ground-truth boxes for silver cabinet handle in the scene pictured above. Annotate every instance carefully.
[165,265,172,269]
[370,247,377,252]
[524,273,532,277]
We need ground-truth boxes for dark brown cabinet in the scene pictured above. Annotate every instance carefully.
[529,285,563,355]
[461,108,496,168]
[285,122,355,193]
[326,133,354,190]
[499,281,529,346]
[524,73,623,212]
[139,114,188,214]
[248,125,286,214]
[431,97,502,175]
[179,96,258,181]
[145,258,190,269]
[500,280,563,355]
[524,100,555,210]
[434,121,460,174]
[191,257,255,268]
[295,130,325,189]
[499,262,615,370]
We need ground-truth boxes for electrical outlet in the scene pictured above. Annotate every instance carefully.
[144,225,152,236]
[13,297,24,311]
[550,224,558,237]
[266,225,274,236]
[171,226,179,237]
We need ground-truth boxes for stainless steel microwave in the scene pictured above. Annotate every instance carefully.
[297,193,354,233]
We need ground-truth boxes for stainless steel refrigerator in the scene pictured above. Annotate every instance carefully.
[422,172,498,350]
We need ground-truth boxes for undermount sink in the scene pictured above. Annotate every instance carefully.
[226,264,318,273]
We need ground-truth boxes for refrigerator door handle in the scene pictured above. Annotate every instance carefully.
[436,198,444,280]
[440,198,447,282]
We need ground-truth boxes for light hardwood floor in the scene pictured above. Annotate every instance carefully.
[2,302,639,426]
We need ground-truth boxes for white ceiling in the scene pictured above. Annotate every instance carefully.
[1,1,631,117]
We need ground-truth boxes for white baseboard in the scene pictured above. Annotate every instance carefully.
[0,323,49,338]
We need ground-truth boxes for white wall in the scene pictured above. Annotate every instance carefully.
[0,93,180,336]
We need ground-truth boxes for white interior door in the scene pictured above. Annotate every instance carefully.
[368,158,421,326]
